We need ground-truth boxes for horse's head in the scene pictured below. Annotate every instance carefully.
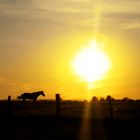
[40,91,45,96]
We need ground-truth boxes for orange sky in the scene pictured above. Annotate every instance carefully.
[0,0,140,100]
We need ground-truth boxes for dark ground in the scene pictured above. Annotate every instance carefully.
[0,100,140,140]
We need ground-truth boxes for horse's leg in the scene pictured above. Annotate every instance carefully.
[23,98,26,103]
[33,98,36,103]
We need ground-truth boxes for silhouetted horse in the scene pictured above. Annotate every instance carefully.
[17,91,45,103]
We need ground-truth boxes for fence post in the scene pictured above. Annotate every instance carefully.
[106,95,113,120]
[8,95,12,116]
[109,99,113,120]
[55,94,61,117]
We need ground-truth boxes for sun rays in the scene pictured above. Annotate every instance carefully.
[72,40,111,84]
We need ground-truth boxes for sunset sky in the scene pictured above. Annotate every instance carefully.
[0,0,140,100]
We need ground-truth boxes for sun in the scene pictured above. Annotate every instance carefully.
[72,40,111,83]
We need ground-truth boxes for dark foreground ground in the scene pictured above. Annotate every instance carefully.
[0,100,140,140]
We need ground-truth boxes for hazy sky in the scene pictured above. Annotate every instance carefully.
[0,0,140,99]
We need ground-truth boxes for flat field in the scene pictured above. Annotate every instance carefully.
[0,100,140,140]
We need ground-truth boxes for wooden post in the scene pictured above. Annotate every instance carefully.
[106,95,113,120]
[8,95,12,116]
[109,99,113,120]
[55,94,61,117]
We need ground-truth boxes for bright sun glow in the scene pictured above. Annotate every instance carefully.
[72,40,111,83]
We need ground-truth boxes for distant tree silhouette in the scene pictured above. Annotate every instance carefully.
[106,95,112,102]
[122,97,134,103]
[99,97,106,103]
[106,95,113,120]
[91,96,99,104]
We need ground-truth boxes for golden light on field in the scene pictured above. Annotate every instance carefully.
[72,40,111,84]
